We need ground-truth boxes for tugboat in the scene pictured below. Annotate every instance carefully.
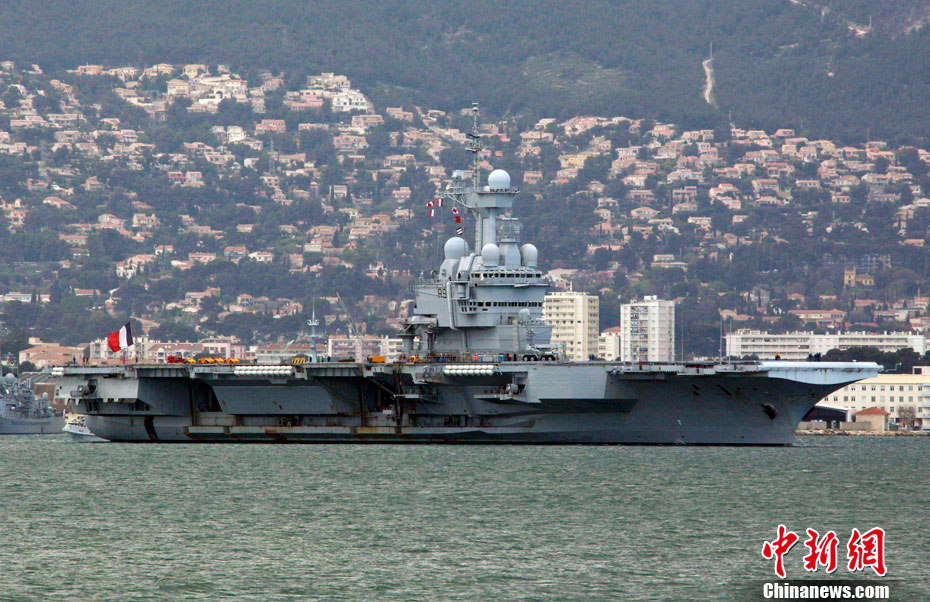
[51,107,881,444]
[0,373,65,435]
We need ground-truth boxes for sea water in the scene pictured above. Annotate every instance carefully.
[0,436,926,600]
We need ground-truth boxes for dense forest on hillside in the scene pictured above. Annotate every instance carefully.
[2,1,930,142]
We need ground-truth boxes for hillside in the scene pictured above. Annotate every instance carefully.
[2,1,930,141]
[2,58,930,359]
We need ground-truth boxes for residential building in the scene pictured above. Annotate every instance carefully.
[542,291,599,361]
[326,335,402,361]
[253,343,318,364]
[620,296,676,362]
[818,372,930,430]
[854,407,891,431]
[598,327,622,360]
[725,330,927,360]
[18,342,85,368]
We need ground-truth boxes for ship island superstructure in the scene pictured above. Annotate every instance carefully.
[0,373,65,435]
[401,138,552,360]
[50,110,881,445]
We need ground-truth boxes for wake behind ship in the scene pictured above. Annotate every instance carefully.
[51,113,879,445]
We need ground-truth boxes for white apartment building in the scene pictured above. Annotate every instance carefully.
[620,296,675,362]
[818,372,930,429]
[327,335,403,361]
[598,327,622,361]
[543,291,599,361]
[726,330,926,360]
[253,343,318,364]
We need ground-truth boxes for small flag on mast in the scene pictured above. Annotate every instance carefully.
[426,200,435,217]
[456,227,464,235]
[107,322,134,352]
[452,206,461,223]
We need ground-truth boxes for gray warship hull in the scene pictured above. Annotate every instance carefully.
[52,360,879,445]
[0,415,65,435]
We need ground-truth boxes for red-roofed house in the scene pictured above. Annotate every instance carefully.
[855,407,890,431]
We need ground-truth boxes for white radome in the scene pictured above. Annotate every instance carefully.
[488,169,511,190]
[444,237,467,260]
[520,243,538,267]
[481,243,500,267]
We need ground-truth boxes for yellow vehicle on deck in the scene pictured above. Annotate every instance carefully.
[195,357,240,364]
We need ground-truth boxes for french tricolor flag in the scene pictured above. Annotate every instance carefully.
[107,322,134,352]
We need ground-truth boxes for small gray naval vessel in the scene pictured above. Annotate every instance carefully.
[51,112,880,444]
[0,373,65,435]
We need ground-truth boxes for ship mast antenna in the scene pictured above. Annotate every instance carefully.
[306,300,320,340]
[466,102,482,190]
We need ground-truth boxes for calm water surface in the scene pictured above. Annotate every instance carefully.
[0,436,927,601]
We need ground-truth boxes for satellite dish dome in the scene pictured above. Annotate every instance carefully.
[481,243,500,267]
[5,373,16,383]
[518,308,532,322]
[520,243,538,268]
[488,169,511,190]
[444,237,467,261]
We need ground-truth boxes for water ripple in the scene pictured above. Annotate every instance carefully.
[0,436,927,600]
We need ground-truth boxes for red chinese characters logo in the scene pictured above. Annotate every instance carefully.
[762,526,886,578]
[802,528,839,574]
[847,528,887,576]
[761,524,799,578]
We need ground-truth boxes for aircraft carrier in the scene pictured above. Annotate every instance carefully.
[50,113,880,444]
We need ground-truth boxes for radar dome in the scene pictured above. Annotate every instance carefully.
[518,308,532,322]
[444,237,467,261]
[481,243,500,267]
[5,373,16,383]
[488,169,511,190]
[520,243,538,268]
